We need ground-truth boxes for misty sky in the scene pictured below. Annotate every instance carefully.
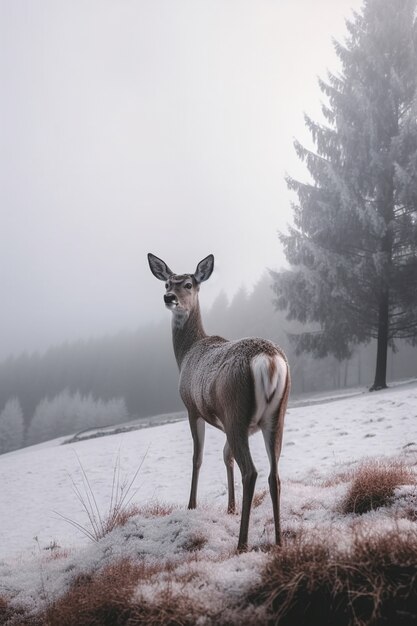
[0,0,362,359]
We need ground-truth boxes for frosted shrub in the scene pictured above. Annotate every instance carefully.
[27,391,129,445]
[341,460,413,515]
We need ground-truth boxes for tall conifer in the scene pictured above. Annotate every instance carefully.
[273,0,417,389]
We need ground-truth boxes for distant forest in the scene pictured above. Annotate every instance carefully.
[0,274,416,452]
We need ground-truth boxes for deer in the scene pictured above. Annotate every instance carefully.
[147,253,290,551]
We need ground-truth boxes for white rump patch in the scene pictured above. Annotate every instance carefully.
[250,353,287,434]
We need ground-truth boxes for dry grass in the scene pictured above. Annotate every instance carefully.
[5,528,417,626]
[253,489,268,508]
[182,532,208,552]
[56,453,144,542]
[35,555,263,626]
[250,530,417,626]
[137,502,176,518]
[0,597,12,624]
[0,598,34,626]
[403,496,417,521]
[41,559,152,626]
[35,530,417,626]
[44,549,71,562]
[36,558,207,626]
[341,460,414,515]
[4,457,417,626]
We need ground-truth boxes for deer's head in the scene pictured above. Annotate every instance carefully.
[147,253,214,321]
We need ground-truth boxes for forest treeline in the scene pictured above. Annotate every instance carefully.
[0,274,416,453]
[2,0,417,455]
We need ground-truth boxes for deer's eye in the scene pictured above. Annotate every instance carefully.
[165,283,169,289]
[185,282,192,289]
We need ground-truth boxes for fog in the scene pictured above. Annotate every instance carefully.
[0,0,362,359]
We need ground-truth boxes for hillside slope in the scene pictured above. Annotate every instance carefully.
[0,382,416,624]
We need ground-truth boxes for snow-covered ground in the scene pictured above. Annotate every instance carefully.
[1,380,416,560]
[0,380,416,617]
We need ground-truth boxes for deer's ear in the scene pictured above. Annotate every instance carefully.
[194,254,214,283]
[147,253,173,281]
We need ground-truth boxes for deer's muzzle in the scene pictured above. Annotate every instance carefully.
[164,293,178,307]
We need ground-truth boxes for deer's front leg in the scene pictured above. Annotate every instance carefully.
[187,415,205,509]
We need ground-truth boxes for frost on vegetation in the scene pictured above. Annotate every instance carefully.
[27,390,129,445]
[1,383,417,622]
[340,459,415,515]
[1,454,417,622]
[0,398,24,454]
[55,452,144,543]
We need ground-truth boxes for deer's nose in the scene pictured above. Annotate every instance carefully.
[164,293,177,304]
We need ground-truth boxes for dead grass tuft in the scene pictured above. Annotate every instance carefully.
[45,549,71,562]
[131,591,202,626]
[253,489,268,508]
[37,558,204,626]
[182,532,208,552]
[403,505,417,522]
[138,502,176,518]
[56,453,144,542]
[0,595,35,626]
[250,530,417,626]
[0,597,10,622]
[106,503,141,529]
[40,559,155,625]
[341,460,414,515]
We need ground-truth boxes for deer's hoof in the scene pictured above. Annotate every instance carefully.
[236,542,248,554]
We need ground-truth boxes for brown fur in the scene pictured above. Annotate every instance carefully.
[148,253,290,551]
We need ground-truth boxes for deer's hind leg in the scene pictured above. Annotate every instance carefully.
[226,428,257,552]
[223,440,235,514]
[261,420,284,545]
[187,414,205,510]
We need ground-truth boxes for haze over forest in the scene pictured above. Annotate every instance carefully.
[1,0,416,454]
[1,0,363,359]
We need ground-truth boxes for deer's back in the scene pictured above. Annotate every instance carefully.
[179,335,288,429]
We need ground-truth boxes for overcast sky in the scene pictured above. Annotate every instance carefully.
[0,0,362,359]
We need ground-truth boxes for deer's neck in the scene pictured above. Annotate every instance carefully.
[172,305,207,368]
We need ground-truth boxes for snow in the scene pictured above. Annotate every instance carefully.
[0,380,416,616]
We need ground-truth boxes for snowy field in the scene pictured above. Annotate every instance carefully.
[0,380,416,619]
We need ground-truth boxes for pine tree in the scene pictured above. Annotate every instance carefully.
[0,398,24,454]
[205,290,229,336]
[273,0,417,390]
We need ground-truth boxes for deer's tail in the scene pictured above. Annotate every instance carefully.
[251,353,288,425]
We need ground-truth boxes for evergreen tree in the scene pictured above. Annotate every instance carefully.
[205,290,229,336]
[226,286,249,339]
[273,0,417,390]
[27,391,130,445]
[0,398,24,454]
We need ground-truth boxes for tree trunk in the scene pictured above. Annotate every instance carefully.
[370,291,389,391]
[343,359,349,387]
[370,170,394,392]
[389,347,395,380]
